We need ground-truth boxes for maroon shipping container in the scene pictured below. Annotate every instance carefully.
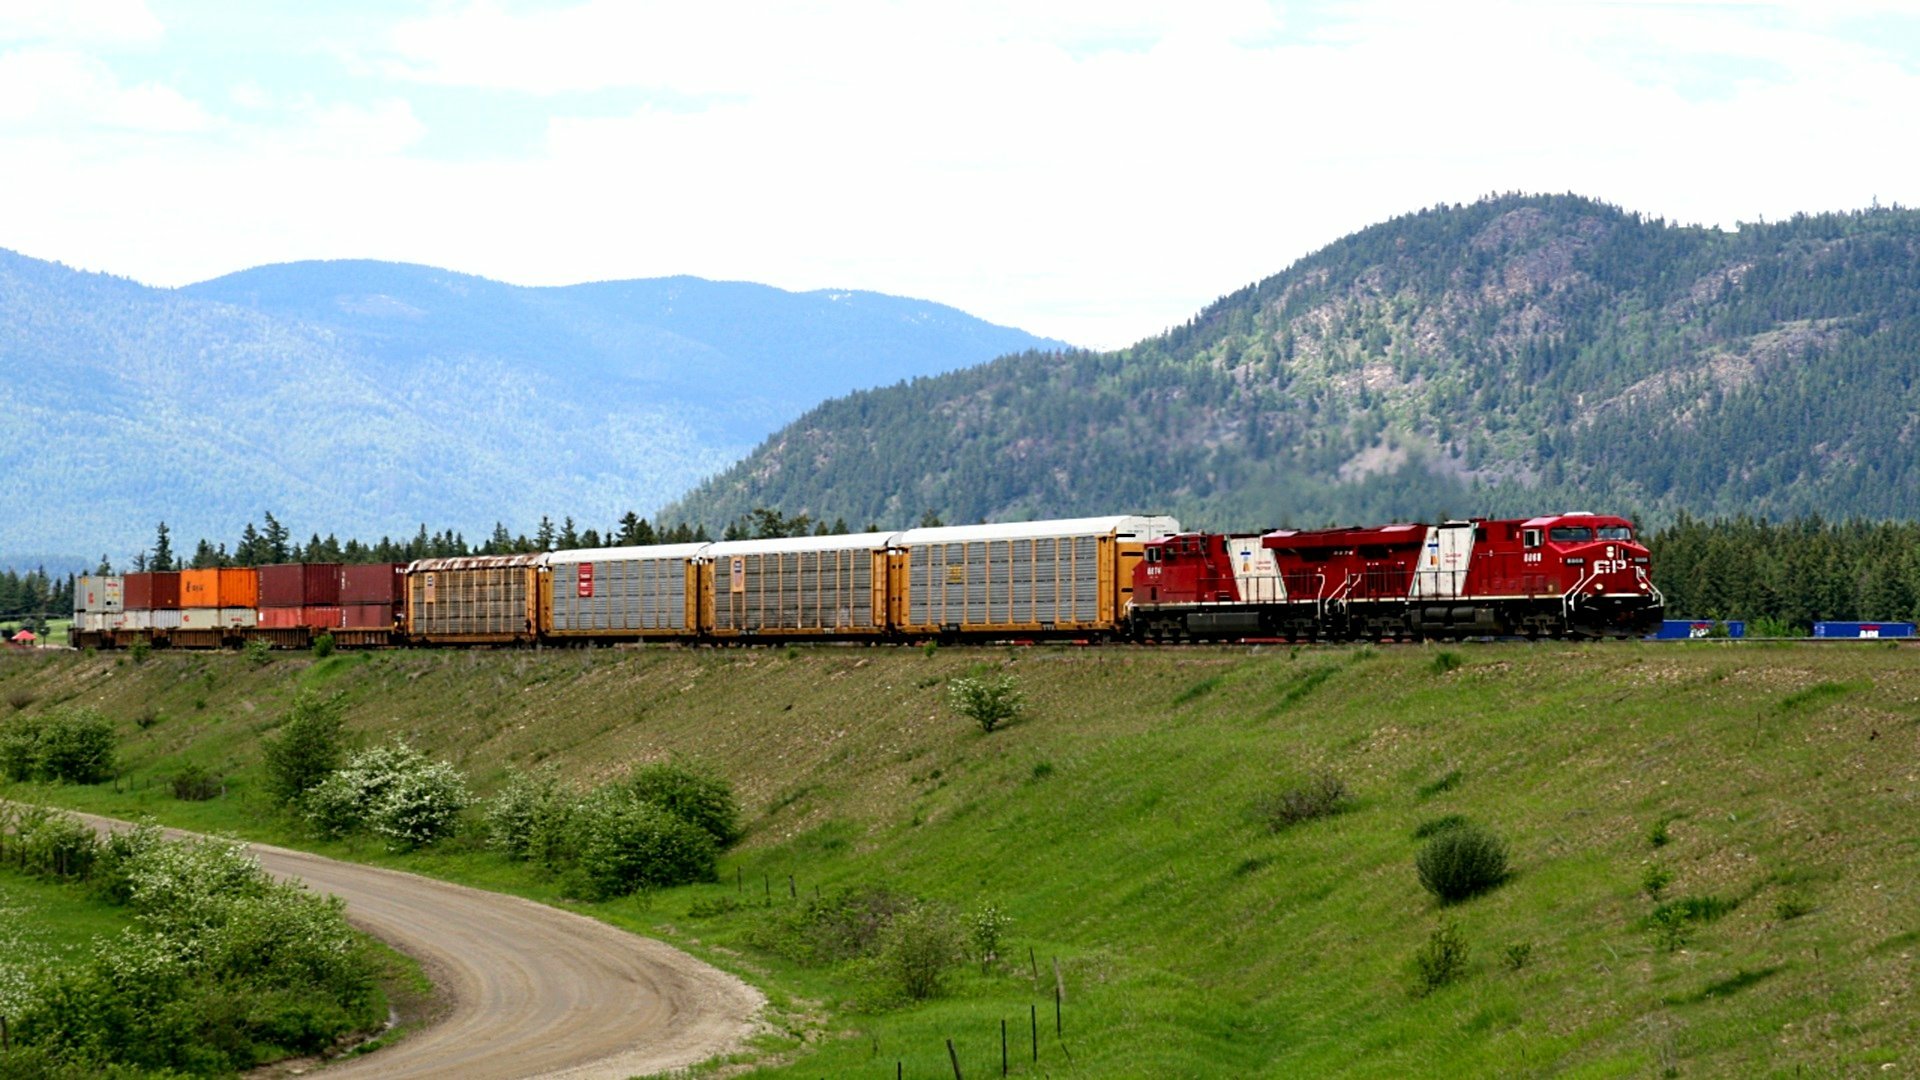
[339,603,396,629]
[340,563,405,604]
[123,572,182,610]
[260,606,344,629]
[259,564,343,607]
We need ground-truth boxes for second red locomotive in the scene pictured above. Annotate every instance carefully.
[1131,512,1663,641]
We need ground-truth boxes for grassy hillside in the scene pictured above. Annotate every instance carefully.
[2,642,1915,1077]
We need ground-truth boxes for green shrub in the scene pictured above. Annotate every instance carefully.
[1256,773,1349,831]
[626,760,742,847]
[171,762,223,801]
[484,767,580,863]
[948,673,1023,733]
[0,707,116,784]
[1412,814,1469,839]
[1412,920,1469,995]
[1648,817,1672,848]
[15,823,380,1074]
[1773,895,1814,921]
[749,885,917,966]
[1642,895,1737,953]
[1502,942,1533,970]
[0,712,41,780]
[261,692,346,806]
[243,638,272,666]
[128,638,151,664]
[575,790,719,899]
[878,901,963,1001]
[1648,905,1692,952]
[1428,650,1464,675]
[1641,864,1673,900]
[8,805,101,879]
[311,633,335,659]
[1415,822,1509,903]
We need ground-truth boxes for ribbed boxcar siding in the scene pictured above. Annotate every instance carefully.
[551,558,693,633]
[711,549,878,633]
[906,535,1099,630]
[408,567,534,637]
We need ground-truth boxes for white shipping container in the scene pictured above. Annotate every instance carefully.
[76,575,124,614]
[181,608,256,630]
[147,609,183,631]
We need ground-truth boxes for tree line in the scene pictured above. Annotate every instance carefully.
[121,506,913,576]
[0,567,73,632]
[1644,514,1920,631]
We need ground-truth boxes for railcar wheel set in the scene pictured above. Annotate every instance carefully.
[70,511,1666,650]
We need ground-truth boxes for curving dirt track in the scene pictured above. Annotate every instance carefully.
[65,812,766,1080]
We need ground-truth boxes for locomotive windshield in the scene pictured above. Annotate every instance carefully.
[1548,526,1593,542]
[1598,525,1633,541]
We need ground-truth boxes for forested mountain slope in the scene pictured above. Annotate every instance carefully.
[668,195,1920,531]
[0,254,1062,563]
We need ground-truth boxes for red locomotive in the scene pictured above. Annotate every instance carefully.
[1130,512,1663,641]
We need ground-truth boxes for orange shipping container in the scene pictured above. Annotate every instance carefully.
[180,567,261,609]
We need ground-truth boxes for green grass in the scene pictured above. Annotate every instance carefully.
[2,642,1917,1076]
[0,863,133,950]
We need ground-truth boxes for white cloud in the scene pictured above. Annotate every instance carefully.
[3,1,1918,349]
[0,47,207,133]
[0,0,164,46]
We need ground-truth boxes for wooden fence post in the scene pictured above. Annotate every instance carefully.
[947,1037,964,1080]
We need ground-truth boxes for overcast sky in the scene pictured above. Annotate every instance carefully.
[3,0,1916,348]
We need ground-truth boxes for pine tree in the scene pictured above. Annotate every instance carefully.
[151,522,175,572]
[264,512,291,563]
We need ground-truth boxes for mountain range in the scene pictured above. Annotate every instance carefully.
[0,255,1063,567]
[667,194,1920,532]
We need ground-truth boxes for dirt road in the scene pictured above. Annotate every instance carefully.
[66,813,766,1079]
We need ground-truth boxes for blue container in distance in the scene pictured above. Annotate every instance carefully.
[1812,621,1917,639]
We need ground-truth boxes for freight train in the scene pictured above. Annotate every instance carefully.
[69,511,1664,650]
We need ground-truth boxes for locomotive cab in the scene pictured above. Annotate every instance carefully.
[1515,512,1662,635]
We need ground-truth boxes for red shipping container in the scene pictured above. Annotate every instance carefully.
[340,563,405,604]
[124,572,183,610]
[339,603,395,629]
[260,606,345,629]
[259,564,343,607]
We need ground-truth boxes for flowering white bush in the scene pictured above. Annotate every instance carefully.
[6,818,382,1072]
[947,673,1024,733]
[305,740,470,850]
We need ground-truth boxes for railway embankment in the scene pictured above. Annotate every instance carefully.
[2,641,1915,1077]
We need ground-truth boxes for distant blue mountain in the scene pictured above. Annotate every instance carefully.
[0,252,1067,564]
